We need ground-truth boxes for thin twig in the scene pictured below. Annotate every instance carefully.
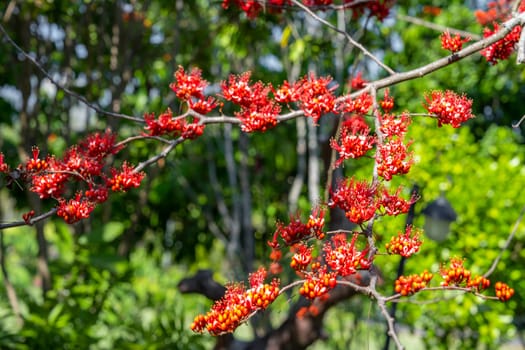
[342,12,525,100]
[290,0,396,75]
[0,208,57,230]
[0,23,143,123]
[397,13,482,40]
[483,203,525,278]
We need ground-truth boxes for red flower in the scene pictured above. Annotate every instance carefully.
[170,66,208,101]
[191,267,280,335]
[189,96,217,114]
[379,112,411,137]
[79,130,119,159]
[0,153,9,173]
[290,243,313,271]
[380,186,418,216]
[385,226,423,257]
[439,257,471,287]
[296,73,337,123]
[481,23,521,64]
[299,267,337,299]
[323,233,371,276]
[376,137,413,181]
[107,162,145,192]
[330,118,375,167]
[329,177,378,225]
[395,271,433,296]
[495,281,514,302]
[272,213,316,246]
[350,72,367,90]
[25,147,49,173]
[31,170,68,199]
[423,90,475,128]
[56,195,95,224]
[235,103,279,133]
[306,207,326,240]
[380,89,394,112]
[335,92,373,116]
[441,31,470,53]
[273,80,300,103]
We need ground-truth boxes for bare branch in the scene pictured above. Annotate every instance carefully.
[290,0,396,75]
[483,203,525,278]
[0,23,143,123]
[397,13,482,40]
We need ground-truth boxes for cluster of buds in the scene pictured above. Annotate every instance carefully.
[439,257,491,293]
[191,267,280,335]
[385,226,423,258]
[395,271,433,296]
[495,281,515,302]
[299,267,337,299]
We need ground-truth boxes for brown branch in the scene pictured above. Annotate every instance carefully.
[343,12,525,100]
[290,0,396,75]
[0,23,143,123]
[483,203,525,279]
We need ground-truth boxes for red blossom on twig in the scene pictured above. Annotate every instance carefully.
[191,267,280,335]
[441,31,471,53]
[385,226,423,257]
[329,177,379,225]
[423,90,475,128]
[395,271,433,296]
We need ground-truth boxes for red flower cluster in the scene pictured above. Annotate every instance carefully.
[329,177,378,225]
[270,208,326,247]
[474,0,525,25]
[376,138,413,181]
[395,271,433,296]
[222,0,290,19]
[440,257,471,286]
[299,267,337,299]
[378,112,411,137]
[13,131,143,224]
[330,116,376,168]
[423,90,475,128]
[385,226,423,258]
[170,66,208,101]
[335,92,373,116]
[222,72,280,132]
[495,281,515,302]
[221,0,393,21]
[106,162,145,192]
[191,267,280,335]
[290,243,313,271]
[350,72,367,90]
[379,186,418,216]
[0,153,9,173]
[441,31,471,53]
[323,233,372,276]
[437,257,490,293]
[144,109,205,139]
[481,23,521,64]
[296,73,337,123]
[57,194,95,224]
